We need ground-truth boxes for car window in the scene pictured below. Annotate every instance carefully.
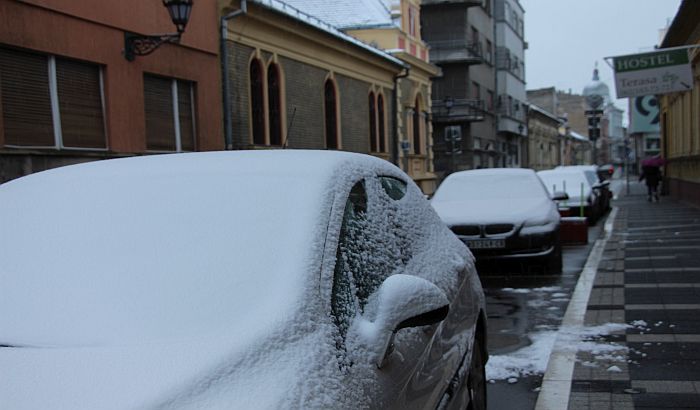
[583,171,598,187]
[331,181,367,344]
[379,176,407,201]
[331,178,414,348]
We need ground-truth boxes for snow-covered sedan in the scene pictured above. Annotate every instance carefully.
[0,151,487,410]
[431,168,566,272]
[538,168,607,224]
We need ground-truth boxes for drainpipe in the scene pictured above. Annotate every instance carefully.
[221,0,247,150]
[392,68,410,166]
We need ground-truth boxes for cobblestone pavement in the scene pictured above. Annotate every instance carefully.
[567,182,700,409]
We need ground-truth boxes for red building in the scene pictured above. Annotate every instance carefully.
[0,0,223,182]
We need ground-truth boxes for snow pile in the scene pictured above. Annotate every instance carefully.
[486,322,631,381]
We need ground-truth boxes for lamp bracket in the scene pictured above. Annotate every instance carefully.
[124,32,181,61]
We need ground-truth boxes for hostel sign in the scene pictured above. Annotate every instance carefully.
[612,49,693,98]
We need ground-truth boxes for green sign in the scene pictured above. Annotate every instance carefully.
[613,49,689,73]
[612,48,693,98]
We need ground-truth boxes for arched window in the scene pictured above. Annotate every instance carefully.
[324,79,338,149]
[378,94,386,153]
[413,97,422,154]
[267,63,282,146]
[368,92,377,152]
[250,59,265,145]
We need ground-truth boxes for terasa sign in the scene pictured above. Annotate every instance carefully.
[612,48,693,99]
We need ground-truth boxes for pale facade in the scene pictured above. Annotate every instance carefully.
[526,104,562,171]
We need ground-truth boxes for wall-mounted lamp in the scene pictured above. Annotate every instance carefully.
[124,0,194,61]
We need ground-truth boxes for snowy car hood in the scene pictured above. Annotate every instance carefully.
[0,324,334,410]
[431,195,558,228]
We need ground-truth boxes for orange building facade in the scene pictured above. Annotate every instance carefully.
[0,0,223,182]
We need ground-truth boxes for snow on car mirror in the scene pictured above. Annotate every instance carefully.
[346,274,449,369]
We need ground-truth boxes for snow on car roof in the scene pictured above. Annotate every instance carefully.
[432,168,546,201]
[537,169,592,195]
[0,150,391,347]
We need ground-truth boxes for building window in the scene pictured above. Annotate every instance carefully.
[143,74,196,152]
[487,90,494,111]
[377,94,386,153]
[268,62,282,146]
[409,7,416,37]
[369,92,377,152]
[324,79,338,149]
[413,97,422,155]
[250,58,265,145]
[485,40,493,64]
[472,81,481,100]
[0,47,106,149]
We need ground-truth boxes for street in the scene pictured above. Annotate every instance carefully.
[481,215,604,410]
[479,179,700,409]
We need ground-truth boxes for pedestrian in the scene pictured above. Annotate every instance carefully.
[639,163,662,202]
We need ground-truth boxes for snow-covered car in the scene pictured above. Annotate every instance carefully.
[539,168,608,224]
[555,165,611,212]
[0,151,487,410]
[430,168,565,272]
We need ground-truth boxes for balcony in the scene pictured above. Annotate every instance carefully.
[426,39,483,64]
[432,99,485,123]
[421,0,483,7]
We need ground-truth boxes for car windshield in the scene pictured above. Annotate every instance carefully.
[432,171,548,202]
[538,170,591,195]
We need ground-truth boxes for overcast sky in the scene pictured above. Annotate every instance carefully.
[521,0,682,120]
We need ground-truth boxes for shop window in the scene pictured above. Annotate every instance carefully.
[144,74,196,152]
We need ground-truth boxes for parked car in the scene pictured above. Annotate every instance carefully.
[0,151,487,410]
[431,168,566,273]
[538,168,608,224]
[556,165,612,212]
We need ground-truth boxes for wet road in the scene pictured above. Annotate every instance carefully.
[481,221,604,410]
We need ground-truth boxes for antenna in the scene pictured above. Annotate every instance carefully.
[283,107,296,149]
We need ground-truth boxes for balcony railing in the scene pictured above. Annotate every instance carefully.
[426,39,483,64]
[432,99,485,123]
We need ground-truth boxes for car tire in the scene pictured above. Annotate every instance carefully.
[466,335,487,410]
[547,243,563,274]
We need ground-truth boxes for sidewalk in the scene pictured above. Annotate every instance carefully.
[568,181,700,409]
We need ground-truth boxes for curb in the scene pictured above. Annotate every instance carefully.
[534,207,619,410]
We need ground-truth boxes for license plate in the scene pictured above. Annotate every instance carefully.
[465,239,505,249]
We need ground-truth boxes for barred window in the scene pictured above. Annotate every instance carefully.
[250,59,265,145]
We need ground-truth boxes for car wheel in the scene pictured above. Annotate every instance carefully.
[547,243,563,274]
[466,336,487,410]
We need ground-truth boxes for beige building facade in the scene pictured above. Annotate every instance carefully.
[659,0,700,206]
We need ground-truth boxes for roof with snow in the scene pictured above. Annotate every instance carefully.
[249,0,405,67]
[278,0,397,29]
[570,130,590,142]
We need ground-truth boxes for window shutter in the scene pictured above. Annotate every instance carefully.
[144,74,175,151]
[0,47,54,146]
[177,80,195,151]
[56,58,106,149]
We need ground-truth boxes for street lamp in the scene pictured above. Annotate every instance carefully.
[583,67,609,165]
[124,0,194,61]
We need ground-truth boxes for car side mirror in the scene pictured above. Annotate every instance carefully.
[552,191,569,201]
[347,274,449,369]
